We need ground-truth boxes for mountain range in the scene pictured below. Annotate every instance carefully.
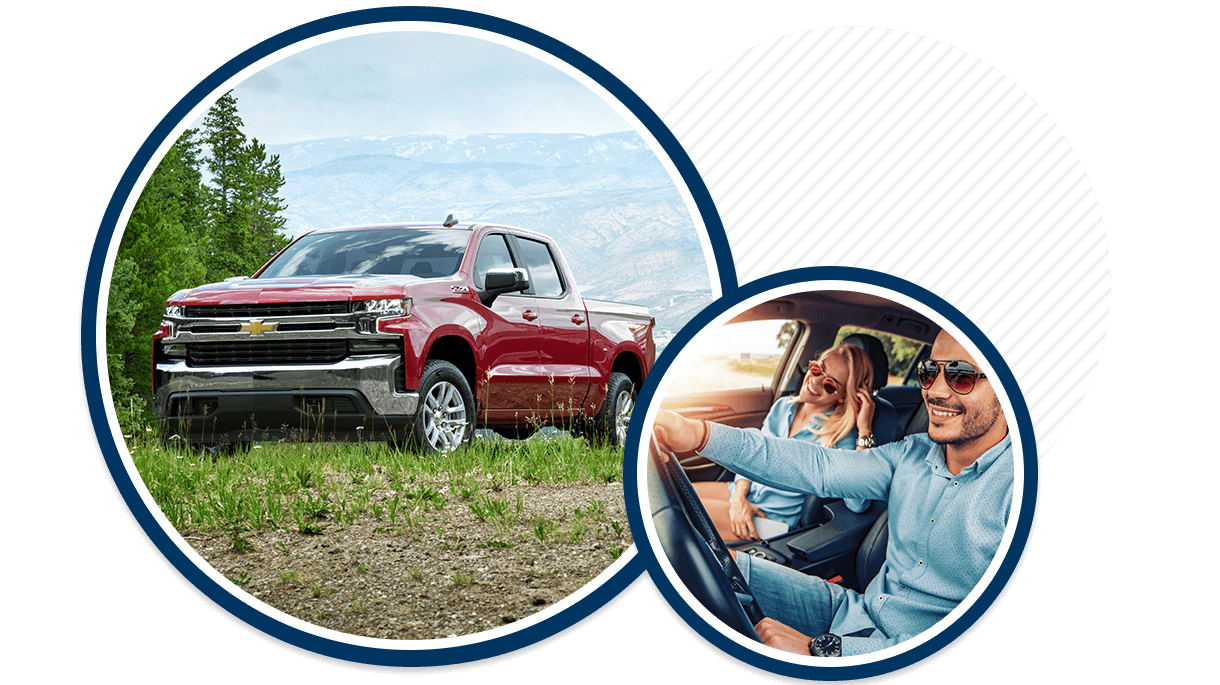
[265,132,714,345]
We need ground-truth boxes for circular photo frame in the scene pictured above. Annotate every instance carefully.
[82,8,735,666]
[623,267,1037,678]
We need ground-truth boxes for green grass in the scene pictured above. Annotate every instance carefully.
[127,432,622,535]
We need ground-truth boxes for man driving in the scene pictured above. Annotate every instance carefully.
[652,329,1013,657]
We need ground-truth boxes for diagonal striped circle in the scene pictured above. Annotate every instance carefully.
[664,27,1109,457]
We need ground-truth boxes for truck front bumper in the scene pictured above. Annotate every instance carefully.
[153,354,420,443]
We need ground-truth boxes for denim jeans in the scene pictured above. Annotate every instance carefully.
[737,552,851,637]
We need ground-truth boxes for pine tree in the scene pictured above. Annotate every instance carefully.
[202,91,290,278]
[176,129,208,242]
[107,130,207,420]
[202,90,253,280]
[107,92,291,424]
[240,138,291,268]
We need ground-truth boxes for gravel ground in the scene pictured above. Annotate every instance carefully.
[187,481,632,639]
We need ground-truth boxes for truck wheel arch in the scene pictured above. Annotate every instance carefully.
[609,351,644,391]
[422,334,477,397]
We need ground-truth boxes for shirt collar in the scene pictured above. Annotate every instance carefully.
[923,433,1012,478]
[969,433,1012,475]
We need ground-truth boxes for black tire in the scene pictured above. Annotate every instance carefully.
[492,425,535,441]
[592,371,635,446]
[411,360,475,454]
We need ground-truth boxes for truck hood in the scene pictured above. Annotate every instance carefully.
[170,274,449,305]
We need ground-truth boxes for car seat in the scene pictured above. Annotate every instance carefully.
[841,333,898,445]
[852,511,889,591]
[793,334,898,529]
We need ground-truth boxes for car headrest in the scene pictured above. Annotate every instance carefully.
[855,510,889,589]
[842,333,888,392]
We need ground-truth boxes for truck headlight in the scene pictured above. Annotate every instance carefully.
[354,298,410,316]
[354,298,411,334]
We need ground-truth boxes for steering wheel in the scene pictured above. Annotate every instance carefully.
[647,436,765,640]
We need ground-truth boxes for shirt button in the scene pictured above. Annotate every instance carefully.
[878,596,885,601]
[918,560,924,565]
[930,518,936,523]
[953,481,959,486]
[901,586,907,590]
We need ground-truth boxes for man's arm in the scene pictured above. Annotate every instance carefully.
[654,410,897,502]
[652,410,708,454]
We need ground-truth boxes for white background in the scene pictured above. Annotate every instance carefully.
[664,23,1113,461]
[73,10,1117,678]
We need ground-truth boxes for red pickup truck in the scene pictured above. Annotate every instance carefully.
[152,221,654,453]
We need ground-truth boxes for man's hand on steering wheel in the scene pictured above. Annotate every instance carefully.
[652,409,709,459]
[754,617,813,655]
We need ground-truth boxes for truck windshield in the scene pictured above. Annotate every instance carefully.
[257,229,470,279]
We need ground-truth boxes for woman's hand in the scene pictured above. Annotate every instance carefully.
[729,484,766,540]
[855,388,876,436]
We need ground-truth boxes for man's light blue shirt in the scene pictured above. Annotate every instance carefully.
[728,398,866,528]
[703,423,1013,656]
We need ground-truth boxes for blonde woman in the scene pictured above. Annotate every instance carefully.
[694,344,877,541]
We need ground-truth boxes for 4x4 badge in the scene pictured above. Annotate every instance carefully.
[241,319,278,335]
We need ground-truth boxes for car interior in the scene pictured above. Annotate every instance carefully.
[649,290,939,636]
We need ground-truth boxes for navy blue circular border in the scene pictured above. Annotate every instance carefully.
[622,267,1038,679]
[81,7,738,667]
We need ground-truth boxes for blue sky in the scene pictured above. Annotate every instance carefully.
[220,31,631,144]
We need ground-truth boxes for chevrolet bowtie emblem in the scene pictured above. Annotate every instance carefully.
[241,319,278,335]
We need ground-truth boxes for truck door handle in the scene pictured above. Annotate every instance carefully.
[522,310,538,321]
[571,314,585,325]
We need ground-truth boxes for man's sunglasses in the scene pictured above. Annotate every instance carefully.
[916,359,988,395]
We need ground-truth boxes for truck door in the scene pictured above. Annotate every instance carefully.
[471,233,541,414]
[511,236,592,416]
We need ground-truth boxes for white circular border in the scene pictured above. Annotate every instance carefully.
[635,278,1025,666]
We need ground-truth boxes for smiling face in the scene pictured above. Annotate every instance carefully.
[797,350,848,412]
[922,331,1008,454]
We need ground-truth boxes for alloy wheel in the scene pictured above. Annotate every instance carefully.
[422,380,468,452]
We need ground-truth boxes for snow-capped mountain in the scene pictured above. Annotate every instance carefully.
[266,132,713,343]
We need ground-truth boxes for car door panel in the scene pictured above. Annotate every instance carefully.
[661,387,773,481]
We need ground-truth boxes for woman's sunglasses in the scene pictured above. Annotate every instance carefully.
[916,359,988,395]
[806,359,840,394]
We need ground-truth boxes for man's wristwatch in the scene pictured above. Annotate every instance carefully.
[856,433,875,448]
[809,632,842,657]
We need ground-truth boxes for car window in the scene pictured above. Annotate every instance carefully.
[666,319,800,395]
[832,326,924,386]
[472,234,515,290]
[515,238,564,297]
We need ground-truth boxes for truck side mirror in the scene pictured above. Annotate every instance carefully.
[480,267,530,306]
